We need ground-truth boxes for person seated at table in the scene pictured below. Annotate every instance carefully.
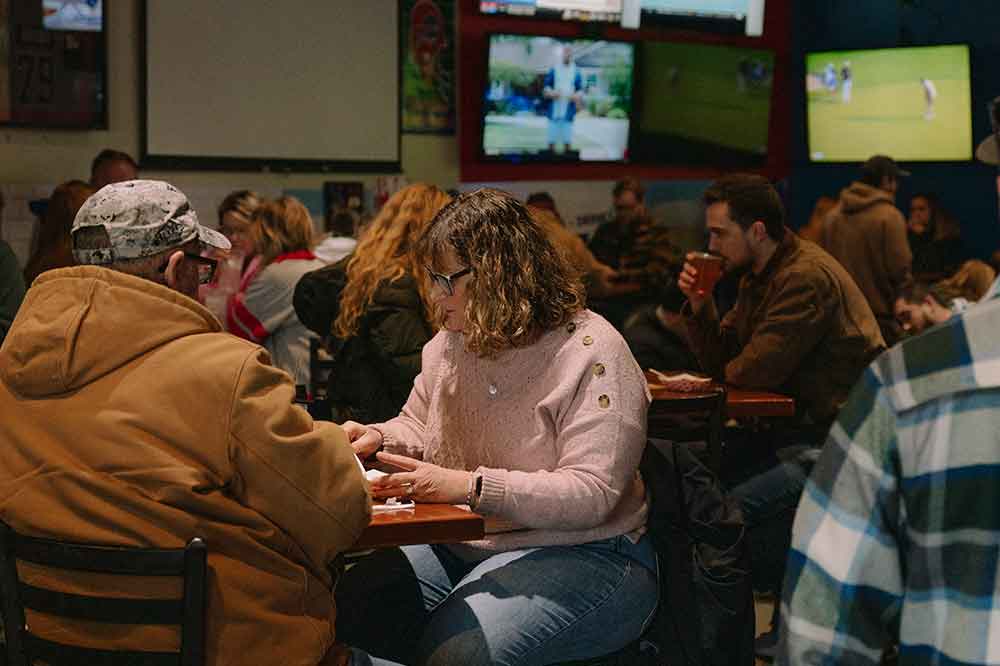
[294,184,451,423]
[0,190,26,346]
[588,178,683,330]
[227,196,325,389]
[894,281,969,337]
[335,188,658,666]
[216,189,261,267]
[0,180,373,666]
[22,180,95,285]
[677,174,885,657]
[528,205,629,301]
[907,192,966,281]
[940,257,996,302]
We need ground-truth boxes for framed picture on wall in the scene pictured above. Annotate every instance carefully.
[1,0,107,129]
[401,0,455,135]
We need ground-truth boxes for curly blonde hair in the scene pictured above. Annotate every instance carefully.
[416,188,585,358]
[249,196,315,266]
[333,184,452,338]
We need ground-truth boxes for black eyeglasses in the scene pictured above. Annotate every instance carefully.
[426,266,471,296]
[159,252,218,285]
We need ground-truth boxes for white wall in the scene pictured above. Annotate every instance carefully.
[0,1,458,192]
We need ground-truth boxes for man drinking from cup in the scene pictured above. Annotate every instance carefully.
[676,174,885,658]
[679,174,883,426]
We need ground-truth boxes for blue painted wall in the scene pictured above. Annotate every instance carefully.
[787,0,999,259]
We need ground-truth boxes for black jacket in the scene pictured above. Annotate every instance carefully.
[293,255,434,424]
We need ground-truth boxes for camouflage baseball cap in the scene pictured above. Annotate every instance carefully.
[72,180,231,265]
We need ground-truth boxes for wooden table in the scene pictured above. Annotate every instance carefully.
[353,503,485,550]
[645,370,795,419]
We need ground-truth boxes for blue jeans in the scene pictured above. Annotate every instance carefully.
[336,536,658,666]
[729,447,816,594]
[547,118,573,147]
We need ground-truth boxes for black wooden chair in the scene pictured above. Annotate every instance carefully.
[0,521,207,666]
[646,387,727,476]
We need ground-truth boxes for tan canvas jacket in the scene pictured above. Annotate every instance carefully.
[0,266,370,666]
[686,231,885,424]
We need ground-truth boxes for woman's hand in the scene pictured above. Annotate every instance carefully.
[370,452,472,505]
[341,421,383,460]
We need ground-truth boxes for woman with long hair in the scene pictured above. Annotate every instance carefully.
[336,189,657,666]
[217,189,261,262]
[294,184,451,423]
[908,192,966,279]
[938,258,996,302]
[22,180,95,285]
[227,196,324,388]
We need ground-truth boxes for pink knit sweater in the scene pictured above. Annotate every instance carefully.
[374,309,650,554]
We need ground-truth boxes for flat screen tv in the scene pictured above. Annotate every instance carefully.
[480,0,622,23]
[806,44,972,162]
[0,0,106,128]
[483,34,635,163]
[640,0,765,36]
[632,41,774,165]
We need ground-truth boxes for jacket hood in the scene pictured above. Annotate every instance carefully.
[840,181,896,215]
[1,266,222,398]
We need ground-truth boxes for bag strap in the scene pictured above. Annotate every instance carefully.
[671,441,692,533]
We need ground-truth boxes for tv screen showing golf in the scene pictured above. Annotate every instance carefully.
[632,41,773,165]
[806,44,972,162]
[483,35,635,162]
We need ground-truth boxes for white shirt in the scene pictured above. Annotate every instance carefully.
[551,63,577,119]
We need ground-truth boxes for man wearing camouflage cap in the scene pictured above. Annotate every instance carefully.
[0,180,376,666]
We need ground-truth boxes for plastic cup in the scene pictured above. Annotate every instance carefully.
[691,253,724,296]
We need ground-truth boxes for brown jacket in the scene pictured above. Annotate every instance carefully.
[686,231,885,424]
[0,267,371,666]
[821,181,913,346]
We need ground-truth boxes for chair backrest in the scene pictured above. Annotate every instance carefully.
[0,521,207,666]
[309,337,337,400]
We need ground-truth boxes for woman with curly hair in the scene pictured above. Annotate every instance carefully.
[227,196,324,388]
[336,189,657,666]
[293,184,451,423]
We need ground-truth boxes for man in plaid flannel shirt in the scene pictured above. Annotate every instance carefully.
[779,279,1000,665]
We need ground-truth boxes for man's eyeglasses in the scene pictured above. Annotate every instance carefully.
[159,252,218,285]
[426,266,471,296]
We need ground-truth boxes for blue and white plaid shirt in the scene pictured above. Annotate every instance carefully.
[780,281,1000,665]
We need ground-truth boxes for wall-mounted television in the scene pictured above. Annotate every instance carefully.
[483,34,635,163]
[42,0,102,31]
[632,41,773,165]
[640,0,765,36]
[806,44,972,162]
[480,0,622,23]
[1,0,107,128]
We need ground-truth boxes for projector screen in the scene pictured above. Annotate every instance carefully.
[806,44,972,162]
[142,1,400,172]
